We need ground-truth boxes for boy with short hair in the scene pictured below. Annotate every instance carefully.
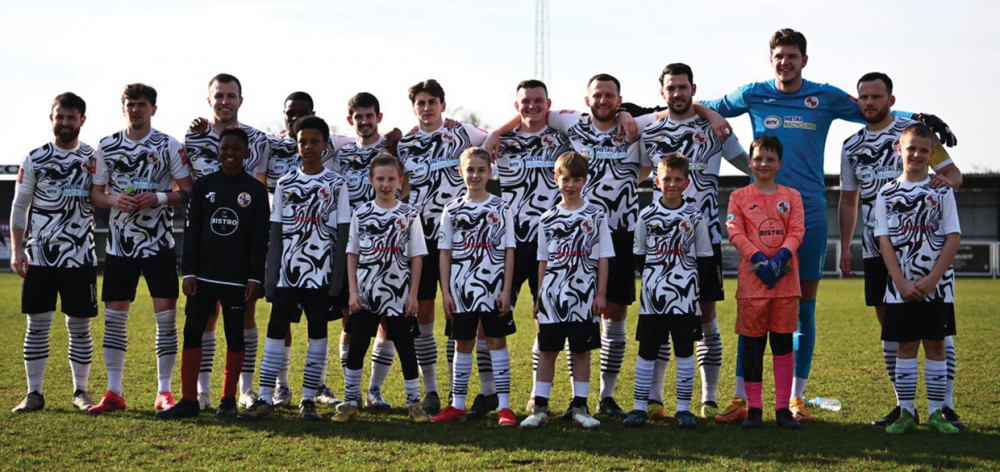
[431,148,517,426]
[239,116,351,421]
[874,124,961,435]
[520,151,614,430]
[333,153,429,424]
[157,128,269,419]
[726,136,804,429]
[624,154,714,429]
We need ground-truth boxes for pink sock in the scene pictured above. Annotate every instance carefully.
[773,353,794,410]
[746,382,763,410]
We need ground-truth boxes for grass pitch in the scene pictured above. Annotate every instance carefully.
[1,274,999,471]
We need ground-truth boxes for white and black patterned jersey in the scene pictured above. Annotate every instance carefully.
[347,201,428,316]
[536,203,615,324]
[14,142,96,268]
[333,137,388,210]
[438,195,516,313]
[398,123,487,238]
[270,169,351,289]
[633,201,713,315]
[873,178,960,303]
[496,126,571,243]
[264,130,351,193]
[94,129,190,258]
[548,111,652,233]
[184,123,269,180]
[642,115,745,244]
[842,117,954,258]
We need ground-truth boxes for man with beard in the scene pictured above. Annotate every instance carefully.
[838,72,962,429]
[11,92,98,413]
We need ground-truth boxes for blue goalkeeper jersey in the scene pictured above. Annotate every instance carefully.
[703,79,909,202]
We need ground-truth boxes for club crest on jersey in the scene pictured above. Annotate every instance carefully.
[317,187,331,200]
[804,96,819,109]
[237,192,252,208]
[487,211,500,226]
[580,220,594,234]
[147,152,159,165]
[678,220,692,234]
[726,213,735,223]
[610,134,625,146]
[777,201,790,214]
[764,115,781,130]
[693,132,706,145]
[925,194,938,207]
[442,132,454,143]
[542,136,554,148]
[80,159,90,173]
[394,218,408,232]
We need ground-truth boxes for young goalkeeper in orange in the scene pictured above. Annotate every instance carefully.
[725,136,804,429]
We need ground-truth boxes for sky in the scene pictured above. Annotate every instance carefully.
[2,0,998,175]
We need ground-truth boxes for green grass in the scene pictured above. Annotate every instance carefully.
[1,274,999,471]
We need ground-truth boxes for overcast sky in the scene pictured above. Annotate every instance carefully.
[2,0,997,174]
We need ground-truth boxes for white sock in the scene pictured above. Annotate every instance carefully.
[734,376,746,400]
[258,337,285,404]
[792,377,808,401]
[344,367,363,405]
[925,359,948,416]
[452,351,473,409]
[369,337,395,393]
[103,309,129,395]
[240,327,258,394]
[573,380,590,401]
[650,342,671,403]
[404,378,421,406]
[599,319,626,399]
[66,316,92,392]
[633,356,655,412]
[882,340,899,395]
[415,322,438,393]
[198,330,216,396]
[534,381,552,400]
[476,339,496,396]
[277,345,292,389]
[24,312,53,394]
[944,336,956,409]
[302,338,328,400]
[896,357,918,416]
[154,310,178,393]
[530,337,540,397]
[490,347,511,409]
[696,318,721,403]
[676,355,695,413]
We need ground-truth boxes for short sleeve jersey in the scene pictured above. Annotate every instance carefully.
[704,79,895,203]
[14,142,96,267]
[438,195,516,313]
[841,116,954,258]
[873,179,960,303]
[642,115,745,244]
[726,184,805,299]
[397,123,487,238]
[633,201,713,316]
[536,203,615,324]
[548,110,652,232]
[185,123,269,180]
[333,137,388,210]
[270,169,351,289]
[347,201,428,316]
[496,126,571,243]
[94,129,190,257]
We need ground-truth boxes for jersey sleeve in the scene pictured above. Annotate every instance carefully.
[828,85,865,124]
[632,214,645,256]
[725,190,759,259]
[270,181,284,223]
[168,137,191,180]
[537,224,549,262]
[255,137,271,175]
[408,217,428,258]
[93,147,110,186]
[839,143,859,191]
[463,124,488,147]
[873,190,889,238]
[249,183,269,284]
[781,189,805,253]
[503,207,516,249]
[335,181,351,225]
[11,153,36,229]
[346,213,360,255]
[722,134,745,161]
[701,84,752,118]
[438,206,454,250]
[694,215,714,257]
[180,178,204,277]
[939,188,961,235]
[547,110,582,132]
[595,214,615,259]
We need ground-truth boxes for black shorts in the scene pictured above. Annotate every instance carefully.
[864,257,889,307]
[606,230,636,306]
[102,248,179,301]
[22,265,97,318]
[635,313,703,347]
[701,243,725,302]
[882,301,954,343]
[346,310,418,343]
[270,287,340,324]
[451,311,517,340]
[537,319,601,353]
[184,281,246,322]
[511,240,539,308]
[416,235,440,301]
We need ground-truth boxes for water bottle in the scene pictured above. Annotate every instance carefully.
[807,397,841,412]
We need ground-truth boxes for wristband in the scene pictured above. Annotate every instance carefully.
[156,192,168,205]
